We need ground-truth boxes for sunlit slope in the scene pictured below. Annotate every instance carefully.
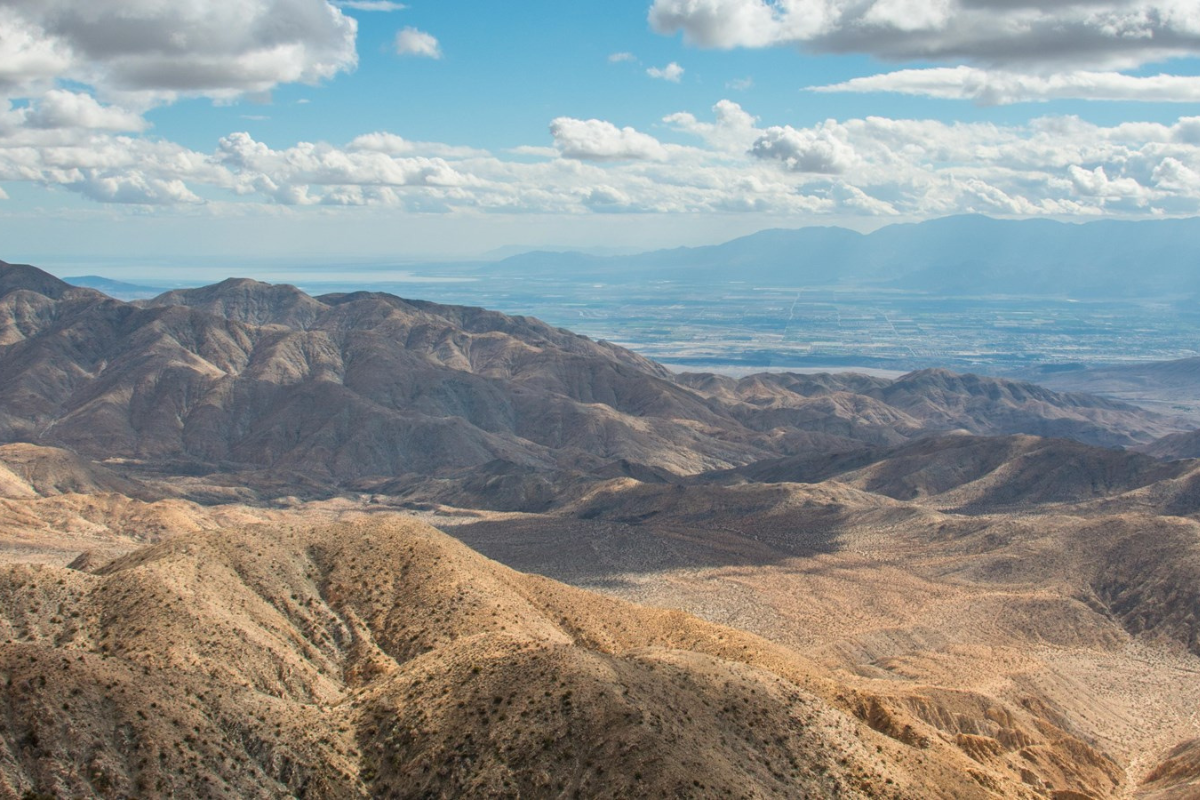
[0,517,1079,799]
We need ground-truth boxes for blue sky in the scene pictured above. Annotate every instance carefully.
[5,0,1200,268]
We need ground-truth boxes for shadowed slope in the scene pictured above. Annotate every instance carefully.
[1143,429,1200,460]
[0,264,775,487]
[1020,357,1200,426]
[0,444,148,500]
[448,479,1200,797]
[680,370,1175,450]
[1137,740,1200,799]
[712,434,1194,511]
[0,261,75,302]
[0,262,1182,507]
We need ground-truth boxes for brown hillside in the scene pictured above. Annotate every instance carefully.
[0,517,1061,799]
[1142,428,1200,461]
[448,478,1200,796]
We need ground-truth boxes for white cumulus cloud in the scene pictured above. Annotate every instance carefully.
[550,118,669,161]
[665,99,761,153]
[0,0,358,103]
[25,90,147,132]
[347,131,489,158]
[749,123,857,174]
[649,0,1200,71]
[73,174,203,205]
[647,62,685,82]
[394,27,442,59]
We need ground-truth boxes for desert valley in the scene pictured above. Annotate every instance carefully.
[1,260,1199,798]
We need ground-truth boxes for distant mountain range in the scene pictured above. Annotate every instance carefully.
[497,215,1200,297]
[0,259,1184,509]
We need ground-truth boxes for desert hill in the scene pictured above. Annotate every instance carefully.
[706,434,1196,511]
[679,369,1172,449]
[2,479,1195,797]
[1142,429,1200,460]
[0,516,1075,799]
[0,443,148,500]
[0,264,768,485]
[0,260,81,302]
[447,475,1200,798]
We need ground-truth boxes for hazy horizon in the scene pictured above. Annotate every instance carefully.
[9,211,1185,285]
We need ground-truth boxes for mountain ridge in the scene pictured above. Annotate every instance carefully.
[0,516,1078,799]
[0,260,1185,510]
[496,215,1200,297]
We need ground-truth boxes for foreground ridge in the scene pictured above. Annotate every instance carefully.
[0,517,1078,799]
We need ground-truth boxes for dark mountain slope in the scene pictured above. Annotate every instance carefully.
[712,433,1193,509]
[681,368,1176,449]
[1145,429,1200,460]
[1013,356,1200,427]
[1024,356,1200,399]
[0,264,773,488]
[0,260,76,301]
[0,261,1179,503]
[143,277,327,329]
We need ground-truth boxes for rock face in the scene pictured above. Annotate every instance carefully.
[0,262,1180,506]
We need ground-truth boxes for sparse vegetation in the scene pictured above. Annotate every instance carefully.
[0,264,1198,798]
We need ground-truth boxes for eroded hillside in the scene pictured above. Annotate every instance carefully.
[0,262,1183,510]
[0,517,1072,799]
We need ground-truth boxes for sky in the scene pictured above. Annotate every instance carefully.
[5,0,1200,267]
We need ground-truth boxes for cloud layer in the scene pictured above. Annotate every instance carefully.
[812,67,1200,104]
[650,0,1200,104]
[3,0,1200,227]
[0,0,358,104]
[6,92,1200,221]
[648,0,1200,70]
